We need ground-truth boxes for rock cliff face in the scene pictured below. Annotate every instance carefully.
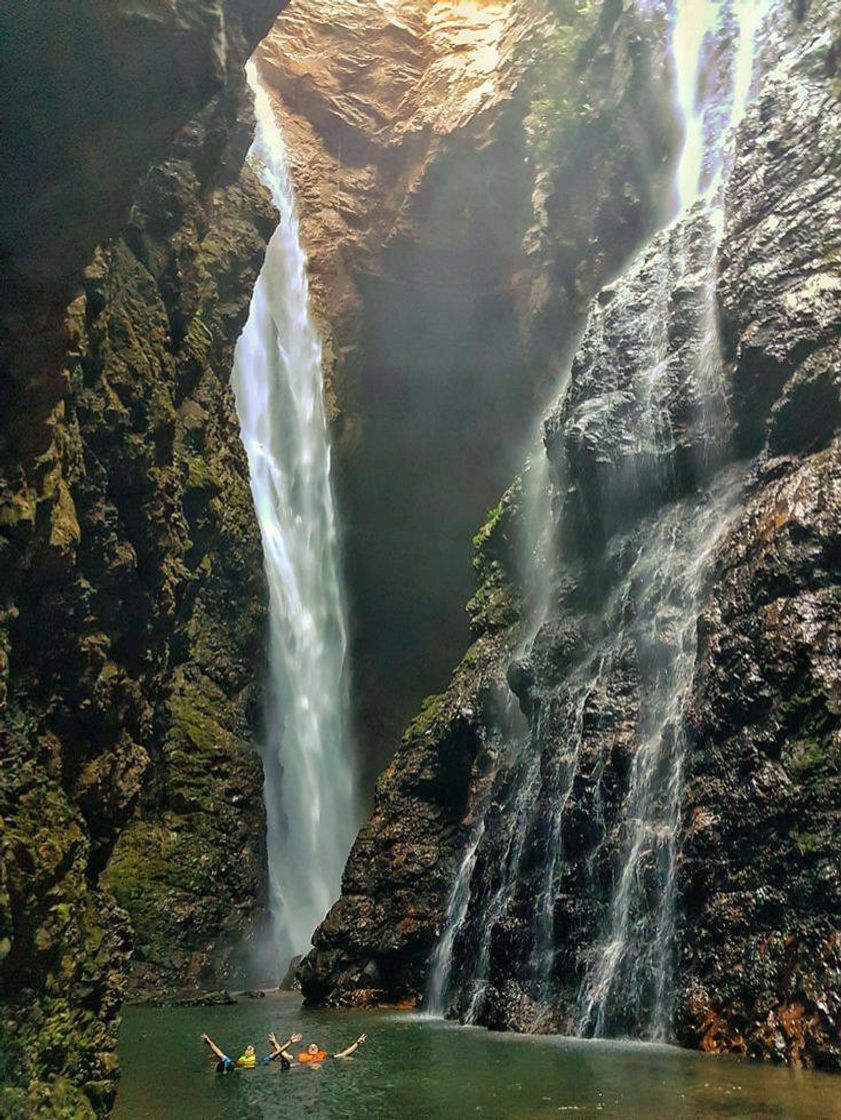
[300,0,841,1071]
[675,6,841,1065]
[0,3,284,1114]
[256,0,676,786]
[0,0,280,385]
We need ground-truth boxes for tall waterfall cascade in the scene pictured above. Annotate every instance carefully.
[232,62,358,968]
[427,0,771,1036]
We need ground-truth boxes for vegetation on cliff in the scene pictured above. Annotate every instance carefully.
[0,3,284,1113]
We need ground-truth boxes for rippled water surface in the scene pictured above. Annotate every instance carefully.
[115,994,839,1120]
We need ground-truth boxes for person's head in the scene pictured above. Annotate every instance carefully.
[244,1045,255,1059]
[307,1043,319,1055]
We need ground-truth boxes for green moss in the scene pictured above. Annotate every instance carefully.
[106,816,218,932]
[787,738,828,776]
[188,307,214,350]
[0,775,125,1116]
[0,490,36,529]
[472,487,516,575]
[472,496,507,554]
[48,479,81,551]
[790,828,825,856]
[168,685,224,756]
[183,454,221,493]
[403,692,449,743]
[0,1077,98,1119]
[3,784,86,900]
[467,484,521,635]
[467,576,519,635]
[104,822,178,913]
[107,815,219,914]
[524,0,599,161]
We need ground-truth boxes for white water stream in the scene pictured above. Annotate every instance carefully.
[425,0,770,1032]
[575,0,770,1037]
[232,63,358,969]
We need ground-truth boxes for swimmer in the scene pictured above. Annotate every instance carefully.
[201,1031,303,1072]
[291,1025,367,1061]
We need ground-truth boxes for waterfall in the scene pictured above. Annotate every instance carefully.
[576,0,770,1038]
[518,436,559,645]
[425,0,770,1035]
[673,0,772,213]
[574,470,745,1037]
[424,433,560,1015]
[232,62,358,969]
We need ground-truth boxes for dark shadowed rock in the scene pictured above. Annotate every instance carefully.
[674,1,841,1065]
[677,443,841,1067]
[0,2,286,1113]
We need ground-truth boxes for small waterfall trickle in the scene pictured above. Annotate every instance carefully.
[461,740,544,1025]
[232,63,358,969]
[574,471,744,1038]
[425,0,770,1036]
[425,684,528,1019]
[425,820,486,1016]
[673,0,772,214]
[424,428,561,1017]
[518,435,559,646]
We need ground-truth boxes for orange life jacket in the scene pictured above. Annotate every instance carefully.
[298,1050,328,1063]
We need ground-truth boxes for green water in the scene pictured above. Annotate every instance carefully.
[114,994,839,1120]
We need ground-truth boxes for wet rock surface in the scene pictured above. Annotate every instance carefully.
[0,3,285,1113]
[301,0,841,1071]
[554,205,726,544]
[677,444,841,1067]
[675,2,841,1066]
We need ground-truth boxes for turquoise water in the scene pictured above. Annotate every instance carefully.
[114,994,840,1120]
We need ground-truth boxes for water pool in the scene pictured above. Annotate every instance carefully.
[114,993,840,1120]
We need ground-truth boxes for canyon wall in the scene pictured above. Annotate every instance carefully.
[675,5,841,1063]
[299,0,841,1071]
[0,2,284,1114]
[2,1,838,1113]
[256,0,676,788]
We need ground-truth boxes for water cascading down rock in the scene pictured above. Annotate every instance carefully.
[426,0,771,1038]
[232,64,358,969]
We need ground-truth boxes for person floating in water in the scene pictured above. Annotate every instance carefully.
[201,1030,303,1072]
[269,1031,368,1065]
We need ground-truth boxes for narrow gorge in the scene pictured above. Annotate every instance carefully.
[295,0,841,1072]
[1,0,839,1117]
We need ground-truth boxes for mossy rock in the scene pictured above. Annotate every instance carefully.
[183,454,221,494]
[0,1077,98,1120]
[403,692,450,744]
[104,821,181,915]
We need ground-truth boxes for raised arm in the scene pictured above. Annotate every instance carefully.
[334,1033,367,1059]
[201,1033,227,1062]
[268,1030,302,1060]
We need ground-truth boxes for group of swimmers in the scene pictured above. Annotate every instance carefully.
[201,1029,368,1072]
